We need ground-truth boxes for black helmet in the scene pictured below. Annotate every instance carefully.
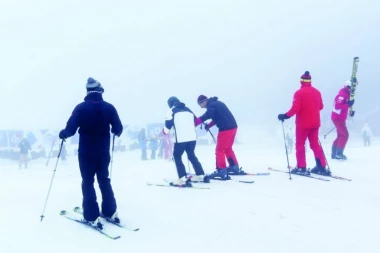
[167,96,180,108]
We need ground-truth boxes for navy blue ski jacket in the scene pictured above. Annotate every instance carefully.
[199,97,237,131]
[60,93,123,154]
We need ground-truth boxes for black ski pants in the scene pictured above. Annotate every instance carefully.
[173,141,204,178]
[78,151,116,221]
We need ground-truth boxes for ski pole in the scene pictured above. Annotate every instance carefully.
[187,159,191,176]
[40,139,64,222]
[318,139,331,171]
[323,127,336,139]
[45,139,57,167]
[110,134,116,179]
[281,121,292,180]
[203,124,216,144]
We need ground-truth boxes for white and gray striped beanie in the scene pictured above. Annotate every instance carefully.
[86,77,104,94]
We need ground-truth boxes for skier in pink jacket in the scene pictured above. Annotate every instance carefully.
[331,80,355,160]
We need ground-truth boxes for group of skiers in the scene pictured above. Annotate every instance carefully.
[278,71,361,176]
[57,77,243,228]
[162,95,243,186]
[56,72,370,229]
[137,128,173,161]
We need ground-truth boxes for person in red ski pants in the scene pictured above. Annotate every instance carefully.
[331,80,355,160]
[278,71,331,176]
[195,95,243,180]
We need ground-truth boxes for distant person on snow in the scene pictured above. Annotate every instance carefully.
[278,71,330,176]
[361,122,373,147]
[163,96,209,186]
[195,95,243,180]
[331,80,355,160]
[19,137,31,169]
[137,128,148,160]
[59,77,123,229]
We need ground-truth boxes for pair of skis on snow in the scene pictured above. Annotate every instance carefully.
[269,167,352,182]
[146,170,271,189]
[60,206,139,240]
[147,167,351,188]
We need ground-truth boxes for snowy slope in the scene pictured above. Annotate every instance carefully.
[1,136,379,253]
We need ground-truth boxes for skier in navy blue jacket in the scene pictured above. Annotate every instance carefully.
[59,77,123,228]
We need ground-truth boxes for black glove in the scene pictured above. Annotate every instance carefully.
[205,124,210,131]
[278,113,290,122]
[348,99,355,107]
[349,111,355,117]
[59,130,67,140]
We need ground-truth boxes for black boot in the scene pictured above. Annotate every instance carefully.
[227,158,245,175]
[227,165,245,175]
[335,148,347,160]
[310,159,331,175]
[290,167,310,176]
[331,145,337,159]
[208,168,231,180]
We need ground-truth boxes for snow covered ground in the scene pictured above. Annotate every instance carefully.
[1,135,379,253]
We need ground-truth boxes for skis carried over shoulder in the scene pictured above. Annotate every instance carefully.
[60,210,121,240]
[73,206,139,231]
[268,167,330,182]
[348,56,359,117]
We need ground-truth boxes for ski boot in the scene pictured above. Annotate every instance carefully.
[189,174,210,183]
[310,158,331,176]
[83,217,103,229]
[331,145,337,159]
[290,167,310,176]
[227,165,246,175]
[104,211,121,224]
[170,176,192,187]
[335,148,347,160]
[208,168,231,180]
[310,166,331,176]
[335,153,347,160]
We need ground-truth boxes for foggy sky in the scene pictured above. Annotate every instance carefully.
[1,0,379,130]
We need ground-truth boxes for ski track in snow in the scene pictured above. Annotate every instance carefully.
[1,137,379,253]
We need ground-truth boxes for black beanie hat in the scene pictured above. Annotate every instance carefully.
[167,96,180,108]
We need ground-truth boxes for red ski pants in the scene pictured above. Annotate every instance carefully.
[295,127,326,168]
[215,128,238,169]
[332,119,349,149]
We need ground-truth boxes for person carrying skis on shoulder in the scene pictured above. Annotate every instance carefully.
[58,77,123,229]
[278,71,331,176]
[163,96,209,186]
[195,95,243,180]
[331,80,355,160]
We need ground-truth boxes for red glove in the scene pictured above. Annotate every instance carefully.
[195,117,202,126]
